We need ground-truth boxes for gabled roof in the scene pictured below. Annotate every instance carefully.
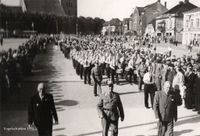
[183,7,200,14]
[24,0,66,16]
[164,1,197,16]
[109,18,121,26]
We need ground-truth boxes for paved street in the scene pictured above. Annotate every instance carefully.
[1,42,200,136]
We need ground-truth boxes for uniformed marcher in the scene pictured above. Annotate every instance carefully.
[91,61,102,96]
[28,83,58,136]
[137,59,147,91]
[97,80,124,136]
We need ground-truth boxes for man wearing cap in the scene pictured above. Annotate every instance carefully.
[137,59,147,91]
[91,61,102,96]
[28,82,58,136]
[97,80,124,136]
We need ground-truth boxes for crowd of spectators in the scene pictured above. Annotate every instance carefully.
[0,35,53,102]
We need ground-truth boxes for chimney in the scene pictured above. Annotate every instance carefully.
[164,1,167,8]
[184,0,189,3]
[179,1,184,5]
[158,0,161,3]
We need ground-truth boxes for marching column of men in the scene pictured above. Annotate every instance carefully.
[59,35,200,117]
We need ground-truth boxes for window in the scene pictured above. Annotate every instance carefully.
[197,18,200,28]
[190,19,194,28]
[186,20,189,28]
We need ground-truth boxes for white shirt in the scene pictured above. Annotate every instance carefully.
[143,72,154,84]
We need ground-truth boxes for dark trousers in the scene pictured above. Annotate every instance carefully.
[106,64,110,78]
[144,84,155,108]
[157,120,174,136]
[94,81,101,96]
[38,128,52,136]
[184,89,194,109]
[83,67,91,84]
[110,68,116,84]
[101,118,118,136]
[138,77,144,91]
[194,93,200,111]
[127,69,133,83]
[80,65,83,79]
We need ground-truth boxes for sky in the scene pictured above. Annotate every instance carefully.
[1,0,200,21]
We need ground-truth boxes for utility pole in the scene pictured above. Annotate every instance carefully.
[6,21,8,38]
[32,22,34,31]
[56,21,58,34]
[76,23,78,36]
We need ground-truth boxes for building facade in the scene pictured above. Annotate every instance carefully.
[183,8,200,46]
[155,0,197,43]
[102,18,122,35]
[130,0,167,36]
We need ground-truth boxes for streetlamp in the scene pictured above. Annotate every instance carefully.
[6,21,8,38]
[31,22,34,31]
[76,23,78,36]
[56,20,58,34]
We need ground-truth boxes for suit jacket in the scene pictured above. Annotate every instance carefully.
[97,92,124,121]
[153,91,177,122]
[194,75,200,94]
[28,93,58,130]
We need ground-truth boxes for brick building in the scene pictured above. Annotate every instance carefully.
[130,0,167,36]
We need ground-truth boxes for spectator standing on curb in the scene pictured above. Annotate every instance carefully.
[153,81,180,136]
[28,82,58,136]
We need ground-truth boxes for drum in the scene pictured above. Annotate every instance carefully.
[116,68,123,74]
[125,67,130,72]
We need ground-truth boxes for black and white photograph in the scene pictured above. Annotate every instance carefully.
[1,0,200,135]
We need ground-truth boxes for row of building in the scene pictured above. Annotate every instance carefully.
[102,0,200,46]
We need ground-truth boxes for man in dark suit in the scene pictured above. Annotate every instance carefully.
[153,81,179,136]
[28,82,58,136]
[97,80,124,136]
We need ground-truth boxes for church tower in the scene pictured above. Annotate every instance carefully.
[61,0,77,17]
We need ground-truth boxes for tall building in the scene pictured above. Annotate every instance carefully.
[3,0,78,17]
[61,0,77,17]
[130,0,168,36]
